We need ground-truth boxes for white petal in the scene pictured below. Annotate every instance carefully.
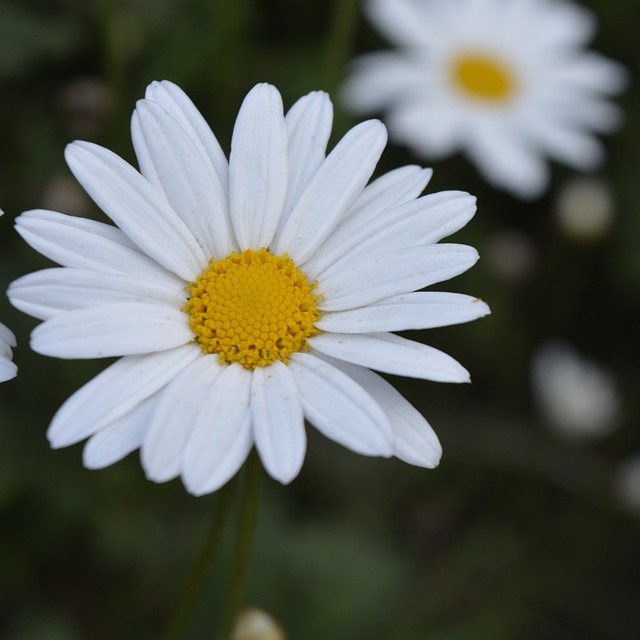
[65,141,207,279]
[83,397,155,469]
[31,303,192,359]
[274,120,387,264]
[317,243,479,311]
[341,52,425,114]
[316,292,490,333]
[466,124,548,199]
[144,80,229,196]
[550,53,628,95]
[9,267,185,321]
[182,364,253,496]
[365,0,439,49]
[15,210,183,289]
[251,361,306,485]
[229,84,288,250]
[47,344,201,448]
[288,352,393,456]
[323,355,441,468]
[142,354,223,483]
[0,322,16,348]
[306,191,476,280]
[0,358,17,382]
[309,332,470,382]
[132,99,233,258]
[283,91,333,218]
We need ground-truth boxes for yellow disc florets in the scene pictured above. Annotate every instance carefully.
[184,248,322,369]
[451,52,516,103]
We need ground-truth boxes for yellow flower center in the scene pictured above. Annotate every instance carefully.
[184,248,321,369]
[451,52,515,102]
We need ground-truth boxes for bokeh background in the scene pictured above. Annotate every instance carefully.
[1,0,639,638]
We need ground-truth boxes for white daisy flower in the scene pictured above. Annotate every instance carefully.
[341,0,627,199]
[8,81,489,495]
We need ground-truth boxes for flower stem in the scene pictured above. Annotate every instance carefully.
[218,450,263,640]
[163,480,236,640]
[322,0,361,93]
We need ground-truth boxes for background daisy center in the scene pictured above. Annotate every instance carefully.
[184,248,321,369]
[451,52,516,102]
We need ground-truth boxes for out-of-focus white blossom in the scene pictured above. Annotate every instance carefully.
[555,177,615,242]
[232,608,286,640]
[531,341,619,440]
[341,0,627,199]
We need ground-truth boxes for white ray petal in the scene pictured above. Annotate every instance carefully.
[251,361,306,485]
[273,120,387,264]
[316,292,490,333]
[32,303,193,359]
[309,332,470,382]
[288,352,393,456]
[142,354,223,483]
[282,91,333,218]
[47,344,201,448]
[306,191,475,280]
[83,396,155,469]
[144,80,229,195]
[0,358,17,382]
[229,84,288,250]
[15,210,183,289]
[132,99,233,257]
[9,267,185,321]
[322,354,442,467]
[317,243,479,311]
[182,364,253,496]
[65,141,207,279]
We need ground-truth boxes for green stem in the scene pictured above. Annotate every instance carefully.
[163,480,236,640]
[322,0,361,93]
[218,450,263,640]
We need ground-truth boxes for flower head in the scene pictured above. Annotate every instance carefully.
[341,0,627,199]
[9,81,489,495]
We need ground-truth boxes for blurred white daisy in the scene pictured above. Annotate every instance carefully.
[531,341,619,440]
[9,81,489,495]
[341,0,627,199]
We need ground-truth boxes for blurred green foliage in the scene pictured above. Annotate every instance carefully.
[1,0,640,638]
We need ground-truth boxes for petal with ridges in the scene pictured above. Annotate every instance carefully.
[142,354,223,483]
[0,359,17,382]
[65,141,206,280]
[288,352,393,456]
[47,344,201,448]
[15,210,183,289]
[9,267,185,321]
[32,303,193,359]
[309,332,470,382]
[182,364,253,496]
[132,99,233,258]
[306,191,475,280]
[322,354,442,467]
[315,292,490,333]
[317,243,479,311]
[229,84,288,250]
[251,361,306,484]
[274,120,387,264]
[144,80,229,195]
[83,396,155,469]
[282,91,333,219]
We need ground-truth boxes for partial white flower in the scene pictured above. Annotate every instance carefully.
[341,0,627,199]
[9,80,489,495]
[531,341,619,440]
[0,210,17,382]
[0,321,17,382]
